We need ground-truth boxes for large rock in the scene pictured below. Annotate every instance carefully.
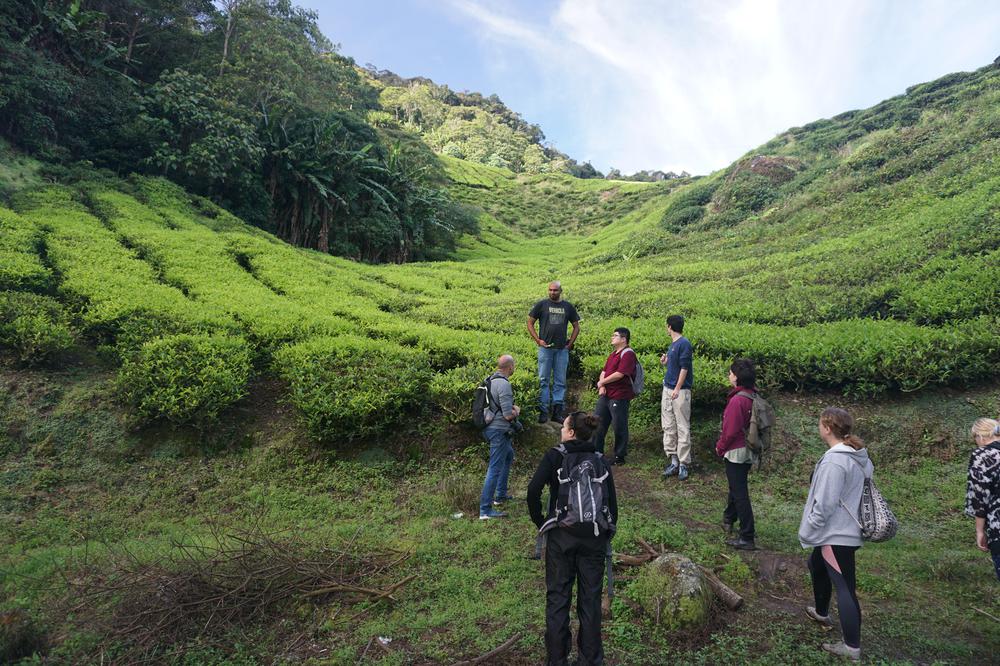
[628,553,712,631]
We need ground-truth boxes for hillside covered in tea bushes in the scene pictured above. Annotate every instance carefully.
[1,60,999,665]
[3,64,998,441]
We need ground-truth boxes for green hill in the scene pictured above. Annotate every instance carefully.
[1,63,999,663]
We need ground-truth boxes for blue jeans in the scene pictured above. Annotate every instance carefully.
[480,428,514,515]
[537,346,569,414]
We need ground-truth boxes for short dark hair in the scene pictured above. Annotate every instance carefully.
[614,326,630,343]
[667,315,684,333]
[730,358,756,388]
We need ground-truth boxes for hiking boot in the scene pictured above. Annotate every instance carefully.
[678,464,689,480]
[613,457,626,466]
[550,404,564,423]
[662,462,679,477]
[822,642,860,661]
[806,606,834,630]
[722,521,734,535]
[479,509,508,520]
[725,537,757,550]
[538,410,549,424]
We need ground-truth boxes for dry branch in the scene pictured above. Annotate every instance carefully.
[447,632,523,666]
[54,521,414,663]
[696,565,744,611]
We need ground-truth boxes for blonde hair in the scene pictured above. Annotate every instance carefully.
[821,407,865,450]
[970,418,1000,440]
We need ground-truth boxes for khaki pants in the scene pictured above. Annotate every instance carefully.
[661,387,692,464]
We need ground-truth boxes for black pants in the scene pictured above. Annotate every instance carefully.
[723,460,755,540]
[809,545,861,649]
[545,528,607,666]
[594,395,629,460]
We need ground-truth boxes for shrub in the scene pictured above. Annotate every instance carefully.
[118,333,252,425]
[273,336,434,442]
[0,207,51,291]
[0,292,74,363]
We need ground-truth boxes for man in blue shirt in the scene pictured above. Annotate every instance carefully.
[660,315,694,480]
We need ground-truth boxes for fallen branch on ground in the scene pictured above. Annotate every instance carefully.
[445,632,522,666]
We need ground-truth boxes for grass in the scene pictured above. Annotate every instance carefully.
[1,363,998,664]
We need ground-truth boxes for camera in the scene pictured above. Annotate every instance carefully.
[511,418,525,434]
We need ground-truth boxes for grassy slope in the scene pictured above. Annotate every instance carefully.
[2,65,1000,663]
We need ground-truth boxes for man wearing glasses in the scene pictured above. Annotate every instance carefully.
[527,281,581,424]
[594,327,637,465]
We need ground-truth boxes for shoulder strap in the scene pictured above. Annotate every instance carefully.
[735,390,755,401]
[831,451,872,480]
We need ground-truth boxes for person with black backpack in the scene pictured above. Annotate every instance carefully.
[478,355,521,520]
[715,358,760,551]
[527,411,617,666]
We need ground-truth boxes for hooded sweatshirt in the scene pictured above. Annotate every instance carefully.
[798,444,873,548]
[526,438,618,532]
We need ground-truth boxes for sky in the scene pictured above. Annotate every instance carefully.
[302,0,1000,176]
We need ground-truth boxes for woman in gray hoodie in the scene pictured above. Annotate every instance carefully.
[798,407,872,662]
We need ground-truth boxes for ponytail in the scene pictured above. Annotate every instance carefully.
[821,407,865,450]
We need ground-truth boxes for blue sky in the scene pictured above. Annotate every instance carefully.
[304,1,1000,175]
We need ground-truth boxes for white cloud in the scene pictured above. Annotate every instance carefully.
[440,0,1000,174]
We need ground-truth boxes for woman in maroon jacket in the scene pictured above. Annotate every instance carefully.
[715,358,758,550]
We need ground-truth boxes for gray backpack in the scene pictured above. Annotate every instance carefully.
[736,390,775,464]
[624,348,644,395]
[539,445,615,538]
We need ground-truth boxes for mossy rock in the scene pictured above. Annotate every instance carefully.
[627,553,712,632]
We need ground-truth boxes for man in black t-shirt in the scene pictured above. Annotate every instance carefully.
[527,281,580,423]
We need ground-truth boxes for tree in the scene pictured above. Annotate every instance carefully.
[140,69,263,190]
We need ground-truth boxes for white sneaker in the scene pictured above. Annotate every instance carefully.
[822,642,861,661]
[806,606,834,629]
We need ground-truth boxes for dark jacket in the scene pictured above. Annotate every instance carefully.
[526,438,618,530]
[715,387,755,456]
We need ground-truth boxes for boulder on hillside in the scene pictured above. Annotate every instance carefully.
[627,553,713,631]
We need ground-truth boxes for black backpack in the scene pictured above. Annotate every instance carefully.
[539,445,615,538]
[471,373,506,429]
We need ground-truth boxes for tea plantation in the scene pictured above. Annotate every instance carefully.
[1,64,999,663]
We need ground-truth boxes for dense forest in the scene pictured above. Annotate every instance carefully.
[0,0,483,263]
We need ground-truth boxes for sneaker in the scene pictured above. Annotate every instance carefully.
[806,606,834,630]
[613,457,626,466]
[493,495,515,505]
[725,537,757,550]
[550,404,564,423]
[678,464,689,480]
[662,462,679,477]
[822,642,860,661]
[479,509,508,520]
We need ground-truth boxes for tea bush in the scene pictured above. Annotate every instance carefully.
[118,333,253,424]
[0,292,74,363]
[273,336,434,442]
[0,207,51,291]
